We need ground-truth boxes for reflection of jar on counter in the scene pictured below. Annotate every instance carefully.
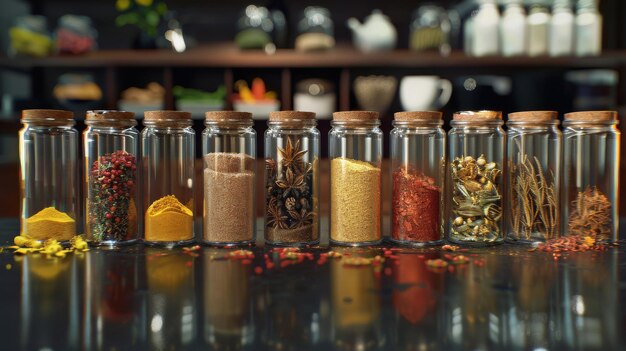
[447,111,505,246]
[84,110,139,246]
[204,249,253,347]
[142,111,195,246]
[20,254,79,351]
[19,109,79,242]
[331,249,383,350]
[146,249,197,349]
[329,111,382,246]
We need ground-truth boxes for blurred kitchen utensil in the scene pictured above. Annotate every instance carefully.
[400,75,452,111]
[294,79,335,119]
[353,75,397,113]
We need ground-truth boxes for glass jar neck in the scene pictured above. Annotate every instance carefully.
[22,120,75,128]
[205,120,253,130]
[450,120,503,128]
[392,120,443,128]
[85,119,137,128]
[507,121,559,130]
[562,120,618,128]
[267,120,317,131]
[331,120,380,129]
[143,120,192,128]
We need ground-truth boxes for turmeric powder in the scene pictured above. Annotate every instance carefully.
[145,195,193,242]
[22,207,76,241]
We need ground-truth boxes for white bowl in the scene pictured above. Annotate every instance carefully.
[233,100,280,120]
[293,93,335,119]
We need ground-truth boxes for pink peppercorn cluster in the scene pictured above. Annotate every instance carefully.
[88,150,137,242]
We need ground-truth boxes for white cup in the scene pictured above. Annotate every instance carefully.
[399,76,452,111]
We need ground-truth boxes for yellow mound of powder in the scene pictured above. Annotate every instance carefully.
[23,207,76,241]
[145,195,193,242]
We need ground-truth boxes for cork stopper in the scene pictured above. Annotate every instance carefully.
[269,110,316,122]
[394,111,442,121]
[453,110,502,121]
[205,111,252,122]
[564,111,618,122]
[508,111,558,122]
[86,110,135,121]
[332,111,379,122]
[144,110,191,121]
[22,109,74,122]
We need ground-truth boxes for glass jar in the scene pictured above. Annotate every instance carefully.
[506,111,561,244]
[19,109,79,243]
[295,6,335,51]
[562,111,619,242]
[84,110,139,246]
[142,111,195,246]
[202,111,256,246]
[265,111,320,246]
[329,111,382,246]
[447,110,505,246]
[390,111,445,246]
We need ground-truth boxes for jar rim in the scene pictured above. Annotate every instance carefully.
[450,119,503,127]
[21,109,74,123]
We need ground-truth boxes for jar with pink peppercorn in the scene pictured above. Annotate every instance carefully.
[84,110,139,246]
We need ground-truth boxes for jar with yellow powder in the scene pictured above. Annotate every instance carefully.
[142,110,195,246]
[19,109,79,242]
[203,111,256,246]
[329,111,382,246]
[84,110,139,246]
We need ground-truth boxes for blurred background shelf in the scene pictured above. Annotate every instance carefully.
[2,44,626,68]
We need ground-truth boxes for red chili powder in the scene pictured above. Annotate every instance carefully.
[392,168,441,242]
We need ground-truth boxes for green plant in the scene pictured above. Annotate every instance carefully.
[115,0,168,37]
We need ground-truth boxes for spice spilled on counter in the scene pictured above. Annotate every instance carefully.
[330,157,381,244]
[204,152,255,244]
[145,195,193,242]
[392,168,441,243]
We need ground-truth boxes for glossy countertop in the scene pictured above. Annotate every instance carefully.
[0,218,624,351]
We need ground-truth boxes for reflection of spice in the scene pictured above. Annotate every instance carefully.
[146,250,193,291]
[510,154,557,241]
[568,186,611,239]
[23,207,75,241]
[392,168,440,242]
[204,152,254,244]
[331,256,379,327]
[330,158,381,243]
[393,254,441,324]
[145,195,193,242]
[265,138,316,244]
[88,150,137,242]
[450,155,502,243]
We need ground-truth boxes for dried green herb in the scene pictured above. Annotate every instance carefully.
[509,154,558,241]
[265,137,316,243]
[450,155,502,243]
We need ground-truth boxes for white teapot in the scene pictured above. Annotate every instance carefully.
[347,10,397,53]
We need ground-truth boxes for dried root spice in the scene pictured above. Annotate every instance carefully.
[265,138,317,244]
[204,152,255,244]
[87,150,137,242]
[392,168,441,243]
[567,186,612,240]
[330,157,381,244]
[450,155,502,244]
[510,154,558,242]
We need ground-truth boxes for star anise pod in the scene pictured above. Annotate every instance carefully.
[279,137,307,172]
[265,158,277,176]
[275,167,305,198]
[266,197,288,229]
[288,208,314,229]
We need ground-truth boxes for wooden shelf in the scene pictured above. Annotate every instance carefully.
[1,43,625,69]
